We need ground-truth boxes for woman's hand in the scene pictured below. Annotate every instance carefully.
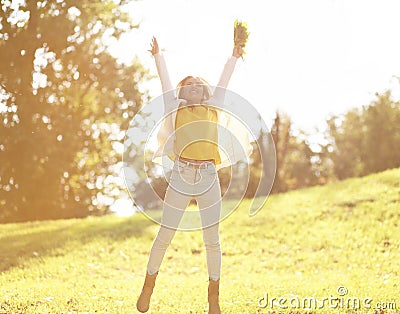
[232,45,243,58]
[148,36,159,55]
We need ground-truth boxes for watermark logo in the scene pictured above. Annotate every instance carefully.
[122,87,276,231]
[257,286,397,311]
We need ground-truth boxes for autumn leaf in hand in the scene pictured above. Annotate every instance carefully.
[234,19,249,55]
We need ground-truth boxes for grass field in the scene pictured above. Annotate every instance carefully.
[1,168,399,314]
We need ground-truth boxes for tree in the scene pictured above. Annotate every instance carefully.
[269,111,323,192]
[326,90,400,180]
[270,111,290,192]
[282,130,318,190]
[0,0,149,222]
[244,122,275,198]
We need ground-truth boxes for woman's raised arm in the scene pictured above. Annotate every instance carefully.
[149,37,175,107]
[212,45,243,104]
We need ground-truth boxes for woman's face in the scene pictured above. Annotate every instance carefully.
[180,77,204,103]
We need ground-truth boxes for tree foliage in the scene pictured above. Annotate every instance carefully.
[0,0,149,222]
[326,90,400,179]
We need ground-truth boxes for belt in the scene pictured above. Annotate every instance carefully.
[177,156,215,169]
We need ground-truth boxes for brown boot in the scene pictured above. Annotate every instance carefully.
[208,277,221,314]
[136,270,158,313]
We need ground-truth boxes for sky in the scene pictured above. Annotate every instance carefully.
[110,0,400,135]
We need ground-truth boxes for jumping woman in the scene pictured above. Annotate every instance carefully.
[136,36,245,314]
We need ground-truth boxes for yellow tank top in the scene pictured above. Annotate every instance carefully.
[173,104,221,165]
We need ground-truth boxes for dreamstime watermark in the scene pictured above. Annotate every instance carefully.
[123,86,276,231]
[257,286,397,312]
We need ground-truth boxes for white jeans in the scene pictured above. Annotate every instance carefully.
[146,158,222,281]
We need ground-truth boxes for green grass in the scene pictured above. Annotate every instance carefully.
[1,168,399,314]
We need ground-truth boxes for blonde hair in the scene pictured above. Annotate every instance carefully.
[176,76,212,102]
